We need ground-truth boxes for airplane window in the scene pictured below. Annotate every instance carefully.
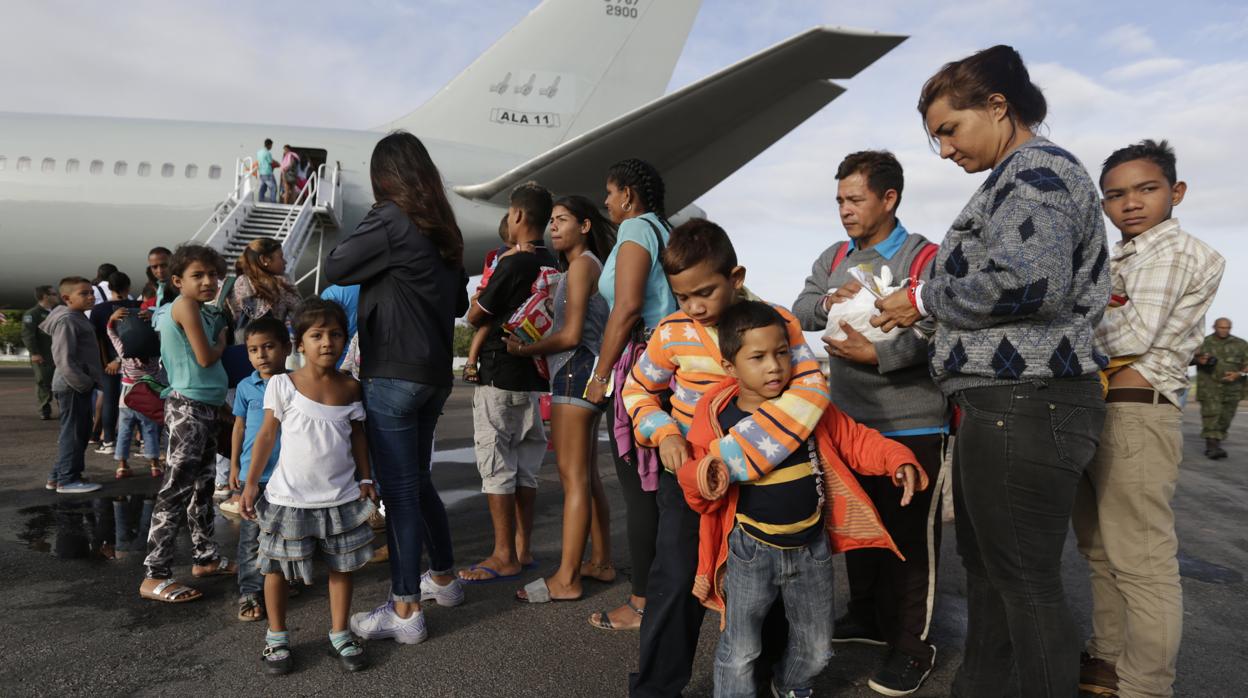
[18,157,31,172]
[161,163,174,178]
[0,156,6,171]
[208,165,222,179]
[185,164,198,179]
[42,158,56,173]
[66,159,80,174]
[114,161,127,176]
[90,160,103,175]
[138,162,151,177]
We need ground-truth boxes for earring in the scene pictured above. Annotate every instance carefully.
[623,203,632,212]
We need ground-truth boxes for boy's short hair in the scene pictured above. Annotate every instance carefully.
[34,285,55,301]
[718,301,787,362]
[58,276,90,295]
[292,297,346,345]
[836,150,904,209]
[148,246,172,257]
[509,181,553,233]
[264,138,273,148]
[1100,139,1177,188]
[169,243,227,279]
[660,218,737,277]
[245,316,292,347]
[107,271,131,295]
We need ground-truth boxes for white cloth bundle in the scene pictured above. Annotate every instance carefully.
[822,266,899,343]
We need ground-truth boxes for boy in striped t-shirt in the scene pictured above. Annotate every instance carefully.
[620,219,830,697]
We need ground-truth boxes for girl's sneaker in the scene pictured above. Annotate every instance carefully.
[349,600,427,645]
[419,571,465,607]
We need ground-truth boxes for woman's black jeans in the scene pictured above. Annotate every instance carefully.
[949,378,1105,698]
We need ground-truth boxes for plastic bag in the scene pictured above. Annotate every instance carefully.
[823,265,899,343]
[503,267,562,380]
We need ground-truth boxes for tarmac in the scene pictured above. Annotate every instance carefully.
[0,364,1244,697]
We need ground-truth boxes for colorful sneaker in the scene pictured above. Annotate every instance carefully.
[867,645,936,697]
[1079,651,1119,696]
[349,600,427,645]
[56,480,102,494]
[420,571,465,607]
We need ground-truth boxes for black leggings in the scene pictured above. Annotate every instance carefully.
[605,406,658,597]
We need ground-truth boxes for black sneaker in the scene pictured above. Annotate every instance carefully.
[831,612,887,646]
[867,645,935,696]
[329,639,369,672]
[261,644,292,676]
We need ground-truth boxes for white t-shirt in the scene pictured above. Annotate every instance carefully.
[262,373,366,509]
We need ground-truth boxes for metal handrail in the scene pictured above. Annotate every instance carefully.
[269,170,318,243]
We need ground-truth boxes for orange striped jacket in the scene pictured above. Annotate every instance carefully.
[620,303,830,483]
[677,378,927,626]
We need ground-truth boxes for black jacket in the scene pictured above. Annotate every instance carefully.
[324,202,468,387]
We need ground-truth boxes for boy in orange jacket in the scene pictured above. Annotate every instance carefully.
[678,300,926,698]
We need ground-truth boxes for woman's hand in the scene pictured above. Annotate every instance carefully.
[894,464,919,506]
[585,375,609,404]
[871,288,921,333]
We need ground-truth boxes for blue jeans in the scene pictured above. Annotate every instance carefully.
[258,174,276,203]
[237,483,266,599]
[52,389,93,485]
[950,379,1105,698]
[115,406,161,461]
[714,526,835,698]
[363,377,454,603]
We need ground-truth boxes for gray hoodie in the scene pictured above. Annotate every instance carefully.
[40,305,103,394]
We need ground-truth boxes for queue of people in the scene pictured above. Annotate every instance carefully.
[19,43,1235,697]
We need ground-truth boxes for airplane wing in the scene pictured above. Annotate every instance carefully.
[452,26,906,212]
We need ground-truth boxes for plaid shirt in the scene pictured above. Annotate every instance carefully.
[1094,218,1224,403]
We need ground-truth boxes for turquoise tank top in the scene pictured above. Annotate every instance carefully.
[598,212,678,330]
[159,299,228,406]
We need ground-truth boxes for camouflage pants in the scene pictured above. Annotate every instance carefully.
[1199,383,1244,440]
[143,394,220,579]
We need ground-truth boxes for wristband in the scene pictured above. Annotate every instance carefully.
[591,373,610,385]
[905,279,919,310]
[359,479,374,485]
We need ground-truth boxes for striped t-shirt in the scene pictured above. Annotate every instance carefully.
[719,399,824,548]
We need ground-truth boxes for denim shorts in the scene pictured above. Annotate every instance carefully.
[550,347,601,411]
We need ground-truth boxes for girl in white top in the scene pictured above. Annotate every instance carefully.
[241,298,377,676]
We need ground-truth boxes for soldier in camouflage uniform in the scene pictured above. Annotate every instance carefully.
[21,286,59,420]
[1195,317,1248,458]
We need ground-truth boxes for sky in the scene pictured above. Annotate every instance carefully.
[5,0,1247,330]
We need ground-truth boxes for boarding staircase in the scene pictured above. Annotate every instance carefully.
[191,157,343,293]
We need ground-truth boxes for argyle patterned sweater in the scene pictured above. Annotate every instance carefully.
[920,137,1111,395]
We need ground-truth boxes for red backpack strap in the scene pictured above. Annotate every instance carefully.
[909,242,939,281]
[829,242,850,274]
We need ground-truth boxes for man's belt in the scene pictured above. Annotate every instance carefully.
[1105,387,1174,407]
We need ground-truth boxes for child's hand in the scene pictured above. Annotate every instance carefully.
[659,434,689,474]
[109,307,129,324]
[228,467,241,492]
[894,464,918,506]
[240,483,260,521]
[704,458,729,500]
[359,481,378,502]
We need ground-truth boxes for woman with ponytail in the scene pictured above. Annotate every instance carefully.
[871,45,1109,697]
[228,239,301,330]
[583,158,678,632]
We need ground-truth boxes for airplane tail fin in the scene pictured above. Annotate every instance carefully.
[381,0,702,161]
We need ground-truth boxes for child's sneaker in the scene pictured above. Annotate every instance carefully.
[349,600,427,645]
[867,645,936,697]
[419,571,465,607]
[212,484,231,501]
[56,480,102,494]
[770,684,813,698]
[93,442,115,455]
[219,497,242,516]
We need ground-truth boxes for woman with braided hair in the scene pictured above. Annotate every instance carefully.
[584,158,678,634]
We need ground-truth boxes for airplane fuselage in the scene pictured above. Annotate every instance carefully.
[0,112,527,305]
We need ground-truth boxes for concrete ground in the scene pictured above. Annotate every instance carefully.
[0,365,1244,697]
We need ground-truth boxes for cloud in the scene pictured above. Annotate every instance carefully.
[1104,57,1190,81]
[1101,23,1159,55]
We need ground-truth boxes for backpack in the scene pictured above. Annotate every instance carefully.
[116,311,160,361]
[829,240,940,282]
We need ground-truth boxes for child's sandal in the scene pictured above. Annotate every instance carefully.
[462,364,480,384]
[238,596,265,622]
[261,645,292,675]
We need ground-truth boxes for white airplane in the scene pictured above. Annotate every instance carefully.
[0,0,904,306]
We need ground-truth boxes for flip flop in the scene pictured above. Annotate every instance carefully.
[515,577,582,604]
[588,598,644,631]
[458,565,521,585]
